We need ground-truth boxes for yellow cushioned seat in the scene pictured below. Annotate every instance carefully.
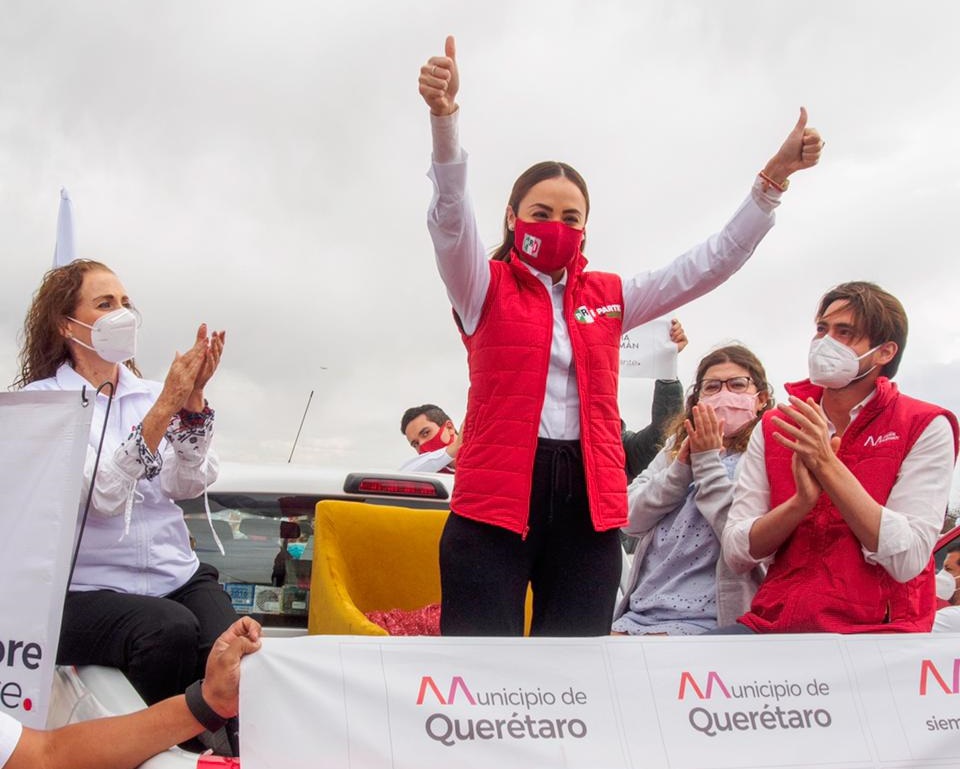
[308,500,531,635]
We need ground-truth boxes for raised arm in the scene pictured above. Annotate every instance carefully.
[75,325,222,516]
[623,441,693,537]
[420,36,490,335]
[621,110,824,331]
[159,326,224,499]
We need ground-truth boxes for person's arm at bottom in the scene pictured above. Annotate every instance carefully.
[400,446,454,474]
[6,617,261,769]
[747,454,818,560]
[9,697,209,769]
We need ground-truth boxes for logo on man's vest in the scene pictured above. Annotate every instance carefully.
[574,304,623,324]
[521,234,542,258]
[864,431,899,448]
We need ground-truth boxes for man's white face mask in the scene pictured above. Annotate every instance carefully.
[807,334,881,389]
[935,569,958,602]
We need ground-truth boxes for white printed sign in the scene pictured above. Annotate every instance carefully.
[620,636,870,768]
[844,635,960,764]
[0,391,91,728]
[241,633,960,769]
[620,316,678,379]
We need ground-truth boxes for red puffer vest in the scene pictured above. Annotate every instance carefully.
[451,251,628,535]
[741,378,959,633]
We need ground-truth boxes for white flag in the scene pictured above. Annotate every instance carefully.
[53,187,77,268]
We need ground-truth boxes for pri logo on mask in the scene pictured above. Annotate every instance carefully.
[521,233,542,258]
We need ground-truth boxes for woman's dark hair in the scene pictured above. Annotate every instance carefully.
[490,161,590,262]
[13,259,140,388]
[666,344,773,457]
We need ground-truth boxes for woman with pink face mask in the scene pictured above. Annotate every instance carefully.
[418,36,823,637]
[612,346,771,635]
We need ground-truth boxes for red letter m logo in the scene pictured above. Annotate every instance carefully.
[919,659,960,695]
[678,671,731,700]
[416,676,477,705]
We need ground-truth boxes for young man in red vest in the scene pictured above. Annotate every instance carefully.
[722,282,958,633]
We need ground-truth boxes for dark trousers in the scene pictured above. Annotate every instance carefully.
[57,563,237,705]
[440,439,623,637]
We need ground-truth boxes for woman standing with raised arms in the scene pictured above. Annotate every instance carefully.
[418,36,823,637]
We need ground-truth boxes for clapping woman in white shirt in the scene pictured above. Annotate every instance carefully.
[14,259,237,707]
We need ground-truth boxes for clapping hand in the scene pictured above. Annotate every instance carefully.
[687,403,725,454]
[190,326,225,411]
[158,324,225,415]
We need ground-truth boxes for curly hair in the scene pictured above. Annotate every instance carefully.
[666,344,773,458]
[13,259,140,388]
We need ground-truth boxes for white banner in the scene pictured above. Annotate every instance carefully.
[241,633,960,769]
[620,316,678,379]
[0,391,91,728]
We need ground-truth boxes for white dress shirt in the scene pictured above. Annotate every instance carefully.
[25,364,218,596]
[723,394,955,583]
[427,110,781,439]
[933,605,960,632]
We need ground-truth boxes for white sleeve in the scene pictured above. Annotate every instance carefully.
[0,711,23,768]
[623,442,693,537]
[159,407,219,501]
[426,110,490,336]
[621,182,779,332]
[721,427,772,573]
[864,416,956,582]
[80,424,154,518]
[933,606,960,633]
[399,447,454,474]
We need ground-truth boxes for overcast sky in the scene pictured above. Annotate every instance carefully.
[2,1,959,500]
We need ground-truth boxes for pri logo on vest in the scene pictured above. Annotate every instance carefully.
[574,304,623,324]
[521,234,542,258]
[864,431,899,448]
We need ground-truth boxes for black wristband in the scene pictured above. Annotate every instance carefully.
[184,679,228,733]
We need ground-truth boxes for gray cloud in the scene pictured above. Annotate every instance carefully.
[2,0,959,486]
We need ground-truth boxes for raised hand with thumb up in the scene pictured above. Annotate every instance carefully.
[761,106,824,190]
[419,35,459,116]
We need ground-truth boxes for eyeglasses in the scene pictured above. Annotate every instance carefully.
[698,376,754,396]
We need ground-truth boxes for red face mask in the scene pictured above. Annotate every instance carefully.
[418,422,453,454]
[513,219,584,273]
